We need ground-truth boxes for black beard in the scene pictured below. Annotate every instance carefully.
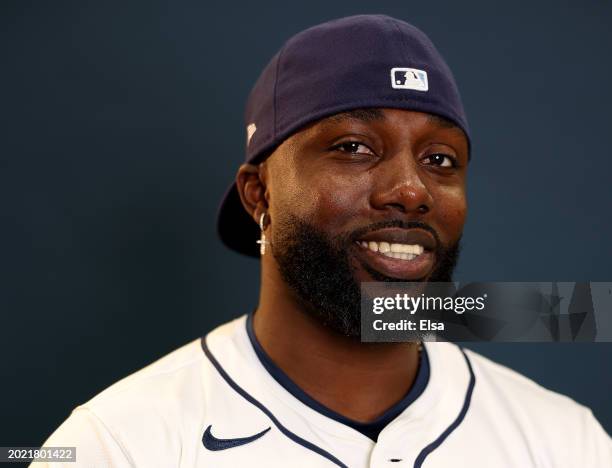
[271,213,462,338]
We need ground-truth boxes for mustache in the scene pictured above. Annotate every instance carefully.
[348,219,442,248]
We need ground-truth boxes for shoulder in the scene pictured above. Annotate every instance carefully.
[85,337,207,412]
[462,347,611,465]
[82,316,246,420]
[463,347,587,417]
[84,336,207,421]
[39,317,247,467]
[40,338,207,466]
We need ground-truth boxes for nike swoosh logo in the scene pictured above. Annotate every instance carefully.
[202,425,271,451]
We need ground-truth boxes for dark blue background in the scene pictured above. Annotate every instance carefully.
[1,0,611,448]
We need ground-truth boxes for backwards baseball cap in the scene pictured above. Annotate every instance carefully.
[217,14,470,257]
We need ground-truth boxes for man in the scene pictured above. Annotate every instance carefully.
[34,15,610,467]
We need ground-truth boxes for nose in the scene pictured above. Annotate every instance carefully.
[370,153,433,215]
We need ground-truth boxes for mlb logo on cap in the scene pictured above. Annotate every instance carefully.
[391,67,429,91]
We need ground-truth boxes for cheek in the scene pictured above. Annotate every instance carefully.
[434,187,467,241]
[279,170,369,227]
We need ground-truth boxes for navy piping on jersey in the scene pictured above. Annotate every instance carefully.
[200,337,348,468]
[246,312,430,442]
[413,347,476,468]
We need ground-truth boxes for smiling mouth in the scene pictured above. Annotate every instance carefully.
[356,240,425,261]
[352,228,438,280]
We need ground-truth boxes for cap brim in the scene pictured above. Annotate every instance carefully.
[217,182,261,257]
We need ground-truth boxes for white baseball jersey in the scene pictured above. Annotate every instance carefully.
[33,314,611,467]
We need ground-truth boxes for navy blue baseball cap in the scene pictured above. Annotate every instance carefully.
[218,14,470,257]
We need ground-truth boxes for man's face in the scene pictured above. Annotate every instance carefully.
[263,108,469,336]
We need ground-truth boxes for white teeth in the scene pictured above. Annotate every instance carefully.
[358,240,424,260]
[390,243,404,253]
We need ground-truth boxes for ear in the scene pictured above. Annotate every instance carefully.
[236,162,268,224]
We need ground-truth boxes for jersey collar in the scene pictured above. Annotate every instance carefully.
[202,315,475,466]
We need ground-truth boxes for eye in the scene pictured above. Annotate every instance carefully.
[422,153,456,168]
[332,141,376,157]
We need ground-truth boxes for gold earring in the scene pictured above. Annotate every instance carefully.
[256,213,269,255]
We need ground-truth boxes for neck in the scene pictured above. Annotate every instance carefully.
[253,260,420,423]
